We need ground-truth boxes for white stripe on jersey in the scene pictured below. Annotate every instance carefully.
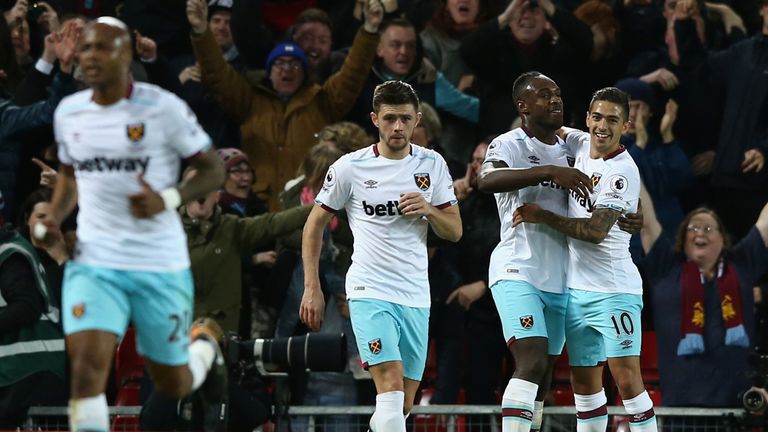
[564,131,643,294]
[316,144,457,308]
[54,82,212,271]
[485,128,572,294]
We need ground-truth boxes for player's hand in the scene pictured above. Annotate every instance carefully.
[300,284,325,331]
[548,166,592,199]
[186,0,208,34]
[362,0,383,33]
[134,30,157,61]
[128,174,165,218]
[618,199,643,234]
[512,202,544,227]
[398,192,431,217]
[32,157,58,188]
[446,281,486,310]
[742,149,765,173]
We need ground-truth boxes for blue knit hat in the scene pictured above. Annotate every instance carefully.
[614,78,660,114]
[265,43,309,73]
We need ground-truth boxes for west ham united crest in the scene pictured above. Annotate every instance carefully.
[414,173,431,191]
[591,173,602,188]
[126,123,145,142]
[72,303,86,318]
[520,315,534,329]
[368,338,382,355]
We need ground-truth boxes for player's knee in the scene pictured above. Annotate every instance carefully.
[152,373,191,399]
[612,365,642,394]
[69,352,109,391]
[515,355,549,383]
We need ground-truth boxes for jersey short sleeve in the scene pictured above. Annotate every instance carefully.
[164,94,212,159]
[431,154,458,208]
[565,130,590,154]
[484,136,515,166]
[54,103,73,166]
[593,166,639,214]
[316,157,352,211]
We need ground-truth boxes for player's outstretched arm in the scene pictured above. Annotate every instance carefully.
[513,203,620,244]
[477,161,592,198]
[300,205,334,331]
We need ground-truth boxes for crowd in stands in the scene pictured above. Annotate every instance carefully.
[0,0,767,428]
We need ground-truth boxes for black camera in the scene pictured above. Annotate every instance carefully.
[224,332,348,377]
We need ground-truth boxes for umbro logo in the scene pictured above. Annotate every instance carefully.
[528,155,540,164]
[364,179,378,189]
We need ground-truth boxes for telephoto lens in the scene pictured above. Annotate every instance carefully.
[234,333,348,376]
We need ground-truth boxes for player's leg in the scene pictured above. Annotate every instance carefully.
[62,262,129,431]
[566,289,610,432]
[131,270,227,427]
[491,281,552,432]
[349,299,408,432]
[530,291,569,432]
[601,294,657,432]
[398,302,430,416]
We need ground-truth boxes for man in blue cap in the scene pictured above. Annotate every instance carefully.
[187,0,384,211]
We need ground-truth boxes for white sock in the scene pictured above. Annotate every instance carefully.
[188,338,216,390]
[369,390,405,432]
[575,389,608,432]
[501,378,538,432]
[68,394,109,432]
[530,400,544,431]
[623,390,657,431]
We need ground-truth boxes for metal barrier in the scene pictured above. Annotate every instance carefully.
[26,405,747,431]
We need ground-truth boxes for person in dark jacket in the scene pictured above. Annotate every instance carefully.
[674,0,768,239]
[0,225,67,428]
[460,0,593,136]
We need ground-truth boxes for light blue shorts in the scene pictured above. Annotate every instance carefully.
[490,280,567,355]
[565,288,643,367]
[348,298,430,381]
[62,261,194,366]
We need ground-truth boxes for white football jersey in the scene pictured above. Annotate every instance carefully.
[55,83,211,272]
[565,131,642,294]
[484,128,572,294]
[315,144,457,308]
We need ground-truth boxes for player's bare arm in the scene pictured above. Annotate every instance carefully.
[477,160,593,198]
[513,204,621,244]
[398,192,462,242]
[300,205,335,330]
[128,148,225,218]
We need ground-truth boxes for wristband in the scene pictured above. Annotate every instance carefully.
[160,187,182,210]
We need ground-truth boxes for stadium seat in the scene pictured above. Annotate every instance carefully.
[114,327,145,388]
[640,331,659,385]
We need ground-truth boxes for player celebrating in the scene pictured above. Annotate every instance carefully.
[477,71,593,432]
[300,80,462,432]
[514,87,657,432]
[39,18,227,431]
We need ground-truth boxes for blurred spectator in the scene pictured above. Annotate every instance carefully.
[674,0,768,238]
[0,29,76,223]
[217,148,269,217]
[315,121,371,153]
[349,17,479,163]
[228,0,274,70]
[122,0,194,64]
[461,0,592,135]
[140,1,244,149]
[615,78,692,251]
[420,0,492,163]
[0,7,24,95]
[639,187,768,408]
[573,0,625,105]
[0,224,67,428]
[288,8,336,84]
[187,0,382,210]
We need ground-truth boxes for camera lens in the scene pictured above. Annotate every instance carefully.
[742,389,767,412]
